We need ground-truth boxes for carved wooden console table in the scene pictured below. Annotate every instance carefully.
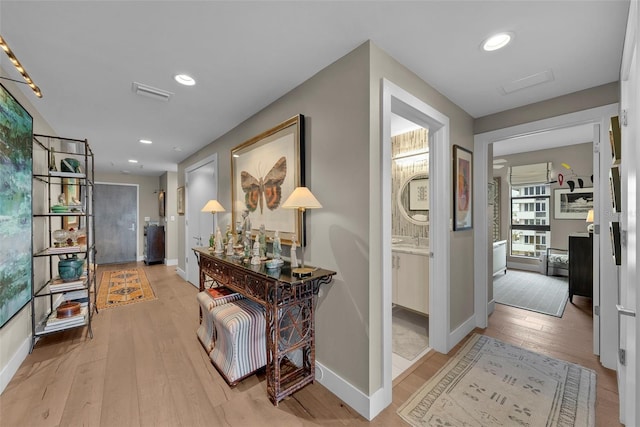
[192,247,336,405]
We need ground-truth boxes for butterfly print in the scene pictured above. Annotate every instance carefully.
[241,156,287,214]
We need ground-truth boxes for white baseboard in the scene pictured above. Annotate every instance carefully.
[315,316,479,421]
[0,336,30,395]
[176,267,187,281]
[315,361,379,420]
[488,299,496,315]
[449,315,477,351]
[165,258,178,266]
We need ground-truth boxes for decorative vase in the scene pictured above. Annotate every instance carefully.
[58,255,84,282]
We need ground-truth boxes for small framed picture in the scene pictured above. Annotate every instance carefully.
[158,190,165,218]
[553,187,593,219]
[409,178,429,210]
[177,186,185,215]
[453,145,473,231]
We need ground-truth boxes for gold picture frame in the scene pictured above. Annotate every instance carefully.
[177,186,185,215]
[231,115,304,245]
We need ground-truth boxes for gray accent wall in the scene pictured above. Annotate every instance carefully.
[179,43,371,392]
[475,82,619,134]
[178,41,476,397]
[368,42,476,369]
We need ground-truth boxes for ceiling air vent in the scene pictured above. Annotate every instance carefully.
[132,82,173,101]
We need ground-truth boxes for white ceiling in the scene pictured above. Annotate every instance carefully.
[0,1,629,176]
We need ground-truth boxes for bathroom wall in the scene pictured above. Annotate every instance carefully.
[391,128,429,238]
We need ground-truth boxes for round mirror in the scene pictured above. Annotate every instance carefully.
[397,173,429,225]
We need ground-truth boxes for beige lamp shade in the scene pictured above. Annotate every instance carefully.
[586,209,594,223]
[281,187,322,210]
[201,199,226,213]
[281,187,321,277]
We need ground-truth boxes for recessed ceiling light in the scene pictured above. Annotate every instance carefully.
[174,74,196,86]
[139,139,153,144]
[482,32,513,51]
[128,159,138,163]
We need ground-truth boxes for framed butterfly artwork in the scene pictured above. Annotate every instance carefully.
[231,114,304,245]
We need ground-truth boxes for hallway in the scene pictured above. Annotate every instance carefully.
[0,263,620,426]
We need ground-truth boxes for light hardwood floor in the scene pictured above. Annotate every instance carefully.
[0,263,620,426]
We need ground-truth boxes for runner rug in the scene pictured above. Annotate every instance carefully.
[97,268,156,309]
[398,334,596,427]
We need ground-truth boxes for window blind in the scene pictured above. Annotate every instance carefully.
[509,162,551,185]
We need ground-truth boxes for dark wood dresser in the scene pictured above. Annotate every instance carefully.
[144,225,165,265]
[568,233,593,302]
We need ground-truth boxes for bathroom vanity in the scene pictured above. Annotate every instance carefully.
[391,239,429,315]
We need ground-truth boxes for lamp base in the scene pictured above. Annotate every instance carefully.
[291,267,314,277]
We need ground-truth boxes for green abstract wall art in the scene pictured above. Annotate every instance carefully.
[0,83,33,328]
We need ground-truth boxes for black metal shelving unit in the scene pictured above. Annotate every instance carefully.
[30,135,96,352]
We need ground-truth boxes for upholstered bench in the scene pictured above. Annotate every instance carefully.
[196,287,243,353]
[209,298,267,385]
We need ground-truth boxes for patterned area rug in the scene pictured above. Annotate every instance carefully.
[494,269,569,317]
[97,269,156,309]
[398,334,596,427]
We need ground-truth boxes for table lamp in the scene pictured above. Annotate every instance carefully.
[281,187,322,277]
[201,200,225,245]
[586,209,594,233]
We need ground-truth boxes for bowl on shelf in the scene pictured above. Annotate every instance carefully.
[51,205,68,213]
[52,229,69,247]
[58,255,85,282]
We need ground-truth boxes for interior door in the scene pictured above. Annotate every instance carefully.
[94,183,137,264]
[618,7,639,421]
[185,156,218,286]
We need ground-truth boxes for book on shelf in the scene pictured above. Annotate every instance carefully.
[49,171,86,178]
[49,276,87,292]
[62,289,88,301]
[42,306,88,332]
[41,246,84,255]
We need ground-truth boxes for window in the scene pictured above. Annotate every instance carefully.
[511,183,551,258]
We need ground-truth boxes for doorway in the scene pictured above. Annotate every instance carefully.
[389,114,430,379]
[380,79,450,413]
[474,104,619,370]
[184,154,218,286]
[94,183,138,264]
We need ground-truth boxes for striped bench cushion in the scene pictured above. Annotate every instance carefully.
[196,289,244,353]
[209,298,266,384]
